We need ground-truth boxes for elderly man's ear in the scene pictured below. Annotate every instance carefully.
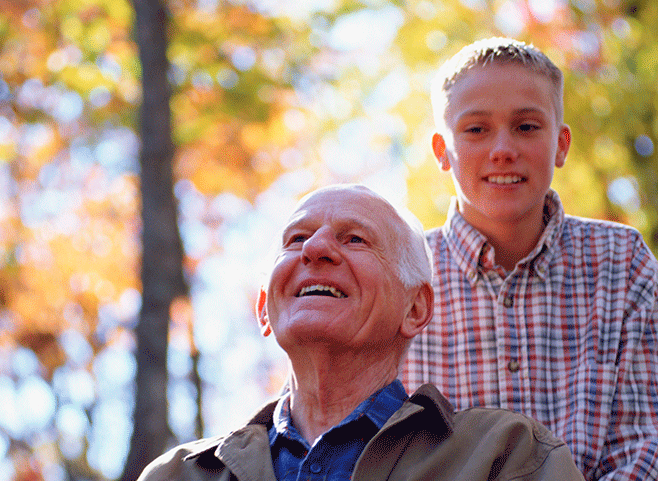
[256,286,272,337]
[400,283,434,339]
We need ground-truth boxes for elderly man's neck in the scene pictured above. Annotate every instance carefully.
[286,349,401,445]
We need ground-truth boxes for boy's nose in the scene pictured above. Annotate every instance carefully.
[301,228,341,265]
[489,130,518,163]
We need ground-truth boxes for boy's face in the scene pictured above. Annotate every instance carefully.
[433,64,570,237]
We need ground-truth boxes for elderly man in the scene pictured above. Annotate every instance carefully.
[137,184,583,481]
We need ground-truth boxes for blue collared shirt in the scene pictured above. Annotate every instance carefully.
[268,380,408,481]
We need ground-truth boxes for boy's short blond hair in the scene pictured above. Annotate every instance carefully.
[431,37,565,130]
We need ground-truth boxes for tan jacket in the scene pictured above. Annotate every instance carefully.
[137,384,584,481]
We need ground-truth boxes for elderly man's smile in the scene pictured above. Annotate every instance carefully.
[296,284,347,298]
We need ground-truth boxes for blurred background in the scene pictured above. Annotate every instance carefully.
[0,0,656,479]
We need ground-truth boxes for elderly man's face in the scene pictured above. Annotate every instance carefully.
[261,187,415,353]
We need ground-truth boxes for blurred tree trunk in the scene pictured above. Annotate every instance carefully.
[121,0,187,479]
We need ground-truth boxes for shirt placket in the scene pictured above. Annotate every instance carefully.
[298,453,325,480]
[494,274,530,411]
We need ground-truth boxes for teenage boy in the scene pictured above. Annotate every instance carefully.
[402,37,658,480]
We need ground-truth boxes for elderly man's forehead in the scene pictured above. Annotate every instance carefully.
[283,186,404,237]
[298,184,374,202]
[294,186,398,219]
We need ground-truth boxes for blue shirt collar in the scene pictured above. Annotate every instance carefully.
[269,379,407,448]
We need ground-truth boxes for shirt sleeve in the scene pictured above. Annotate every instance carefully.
[595,240,658,480]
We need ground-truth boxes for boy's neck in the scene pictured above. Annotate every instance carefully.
[463,211,547,272]
[488,232,541,271]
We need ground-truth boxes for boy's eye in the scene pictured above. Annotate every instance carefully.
[518,123,540,133]
[465,126,485,134]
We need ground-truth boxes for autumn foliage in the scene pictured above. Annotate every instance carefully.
[0,0,656,479]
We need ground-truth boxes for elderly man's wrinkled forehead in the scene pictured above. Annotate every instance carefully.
[296,185,393,211]
[284,185,405,244]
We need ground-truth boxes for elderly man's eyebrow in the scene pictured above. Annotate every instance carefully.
[280,217,381,244]
[338,218,379,239]
[280,216,308,241]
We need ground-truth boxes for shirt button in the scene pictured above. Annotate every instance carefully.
[503,296,513,308]
[508,360,520,373]
[310,463,321,474]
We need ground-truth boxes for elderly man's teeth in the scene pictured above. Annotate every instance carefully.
[488,175,522,184]
[298,285,346,298]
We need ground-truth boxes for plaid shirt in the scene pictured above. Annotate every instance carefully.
[402,190,658,480]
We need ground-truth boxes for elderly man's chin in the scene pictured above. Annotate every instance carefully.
[277,310,353,339]
[273,308,378,349]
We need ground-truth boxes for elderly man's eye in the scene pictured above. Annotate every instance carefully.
[283,234,308,246]
[348,235,365,243]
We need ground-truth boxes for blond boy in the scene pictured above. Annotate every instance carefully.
[402,37,658,480]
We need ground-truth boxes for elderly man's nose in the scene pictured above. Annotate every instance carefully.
[301,229,341,265]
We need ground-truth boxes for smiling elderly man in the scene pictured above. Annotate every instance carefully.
[137,184,583,481]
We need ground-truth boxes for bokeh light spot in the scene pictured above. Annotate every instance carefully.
[634,135,654,157]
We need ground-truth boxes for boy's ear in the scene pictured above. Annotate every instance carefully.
[555,124,571,168]
[431,133,451,171]
[400,283,434,339]
[256,286,272,337]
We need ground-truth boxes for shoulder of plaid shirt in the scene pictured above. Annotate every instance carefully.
[401,189,658,481]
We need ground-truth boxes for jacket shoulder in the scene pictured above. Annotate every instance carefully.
[137,436,229,481]
[452,408,583,480]
[455,407,561,446]
[136,399,279,481]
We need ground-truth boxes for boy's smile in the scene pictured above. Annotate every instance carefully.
[433,64,571,245]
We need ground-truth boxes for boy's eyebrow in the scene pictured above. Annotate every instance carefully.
[455,109,490,118]
[512,107,549,116]
[456,106,548,119]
